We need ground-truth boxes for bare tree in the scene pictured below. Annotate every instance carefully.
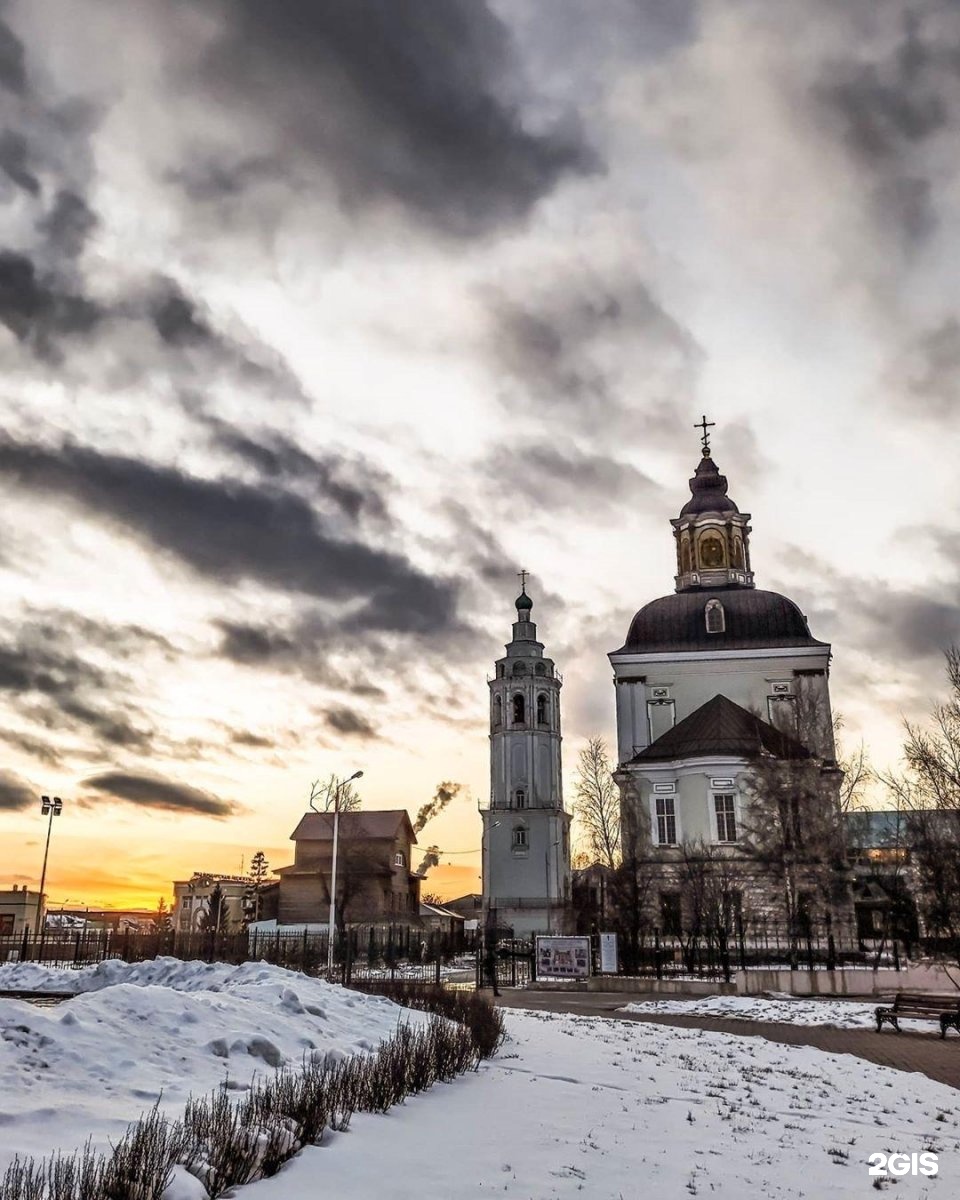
[607,806,657,973]
[833,712,875,813]
[891,648,960,980]
[573,737,621,869]
[309,774,362,812]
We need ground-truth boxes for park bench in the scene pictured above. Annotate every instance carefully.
[874,992,960,1037]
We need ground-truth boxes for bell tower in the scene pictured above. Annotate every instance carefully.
[482,577,571,937]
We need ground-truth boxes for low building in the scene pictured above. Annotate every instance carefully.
[0,886,42,938]
[172,874,250,932]
[419,901,466,936]
[442,893,484,920]
[276,810,422,927]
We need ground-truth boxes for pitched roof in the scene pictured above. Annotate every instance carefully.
[289,809,417,843]
[631,694,811,763]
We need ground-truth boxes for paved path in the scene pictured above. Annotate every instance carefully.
[490,989,960,1092]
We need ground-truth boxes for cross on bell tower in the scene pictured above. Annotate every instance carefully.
[695,414,715,456]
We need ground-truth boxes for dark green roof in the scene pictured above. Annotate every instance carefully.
[631,694,811,763]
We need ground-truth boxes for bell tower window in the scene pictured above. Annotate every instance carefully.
[515,788,526,809]
[493,695,502,728]
[512,693,525,724]
[699,534,725,569]
[536,693,548,725]
[705,599,725,634]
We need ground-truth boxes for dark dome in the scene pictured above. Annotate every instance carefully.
[515,591,533,612]
[679,453,740,517]
[616,588,825,654]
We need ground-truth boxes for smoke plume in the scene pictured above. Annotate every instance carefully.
[413,780,463,832]
[417,844,441,875]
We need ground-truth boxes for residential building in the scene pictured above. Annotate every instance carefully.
[0,886,41,938]
[172,874,249,932]
[276,810,422,927]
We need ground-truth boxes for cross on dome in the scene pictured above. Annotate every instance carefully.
[695,414,715,456]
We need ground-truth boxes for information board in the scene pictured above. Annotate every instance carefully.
[536,935,590,979]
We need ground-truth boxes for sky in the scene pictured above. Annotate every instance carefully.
[2,0,960,910]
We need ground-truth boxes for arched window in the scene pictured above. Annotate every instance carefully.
[512,693,525,724]
[534,662,546,676]
[515,788,526,809]
[699,535,725,569]
[680,540,691,574]
[733,537,744,568]
[493,695,502,728]
[512,825,528,849]
[394,851,406,867]
[512,661,527,675]
[705,599,725,634]
[536,693,548,725]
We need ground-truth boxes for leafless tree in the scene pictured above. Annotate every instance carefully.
[309,773,362,812]
[607,807,657,973]
[833,712,875,813]
[573,737,621,869]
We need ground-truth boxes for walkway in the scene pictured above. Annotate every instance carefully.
[492,989,960,1092]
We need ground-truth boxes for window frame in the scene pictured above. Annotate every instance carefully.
[705,598,725,634]
[713,792,738,843]
[654,795,677,846]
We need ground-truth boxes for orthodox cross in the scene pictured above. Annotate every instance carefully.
[695,414,715,455]
[517,568,529,592]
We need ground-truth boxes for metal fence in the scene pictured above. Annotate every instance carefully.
[0,924,477,988]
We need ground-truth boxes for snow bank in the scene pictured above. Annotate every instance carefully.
[621,993,897,1027]
[0,958,426,1173]
[247,1009,960,1199]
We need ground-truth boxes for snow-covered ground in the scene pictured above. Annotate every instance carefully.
[619,993,955,1029]
[249,1010,959,1199]
[0,958,427,1174]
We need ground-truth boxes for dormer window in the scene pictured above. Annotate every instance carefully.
[705,599,725,634]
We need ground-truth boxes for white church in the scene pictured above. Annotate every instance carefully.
[482,424,844,936]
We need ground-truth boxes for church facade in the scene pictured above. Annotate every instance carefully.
[608,436,849,932]
[481,584,572,936]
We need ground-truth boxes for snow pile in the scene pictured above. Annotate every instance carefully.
[0,958,426,1174]
[619,993,921,1027]
[247,1010,960,1199]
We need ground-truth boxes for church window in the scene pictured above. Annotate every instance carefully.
[394,851,406,867]
[493,695,502,728]
[705,599,725,633]
[733,537,744,568]
[714,794,737,842]
[536,693,548,725]
[496,664,504,678]
[699,535,725,569]
[515,788,526,809]
[680,540,691,574]
[534,662,546,676]
[512,825,528,850]
[512,661,527,675]
[647,699,675,744]
[512,693,525,724]
[655,796,677,845]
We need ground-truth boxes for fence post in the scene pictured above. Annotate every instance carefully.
[719,927,731,984]
[654,928,662,980]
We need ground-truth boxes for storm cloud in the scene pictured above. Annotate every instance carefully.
[0,768,35,811]
[81,770,236,817]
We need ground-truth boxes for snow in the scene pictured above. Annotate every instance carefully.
[619,993,954,1029]
[247,1010,960,1199]
[0,957,427,1174]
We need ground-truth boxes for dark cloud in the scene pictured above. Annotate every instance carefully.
[81,770,236,817]
[191,0,597,235]
[36,189,98,258]
[0,437,455,633]
[150,278,216,347]
[813,9,959,247]
[484,275,699,434]
[204,418,389,522]
[486,443,662,513]
[324,705,377,739]
[228,729,279,749]
[890,317,960,416]
[0,130,39,194]
[0,10,25,95]
[0,251,102,361]
[0,728,64,767]
[0,768,34,811]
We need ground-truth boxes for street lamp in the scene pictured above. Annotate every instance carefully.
[36,796,64,936]
[545,837,561,934]
[312,770,363,972]
[482,818,501,931]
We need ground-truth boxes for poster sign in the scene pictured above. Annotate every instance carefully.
[536,935,590,979]
[599,932,618,974]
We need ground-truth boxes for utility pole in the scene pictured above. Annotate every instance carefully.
[310,770,363,973]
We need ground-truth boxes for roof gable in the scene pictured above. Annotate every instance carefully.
[290,809,417,844]
[631,694,811,763]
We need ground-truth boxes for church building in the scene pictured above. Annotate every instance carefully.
[481,580,572,936]
[609,425,847,930]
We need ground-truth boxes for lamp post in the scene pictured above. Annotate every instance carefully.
[35,795,63,936]
[311,770,363,973]
[545,837,560,935]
